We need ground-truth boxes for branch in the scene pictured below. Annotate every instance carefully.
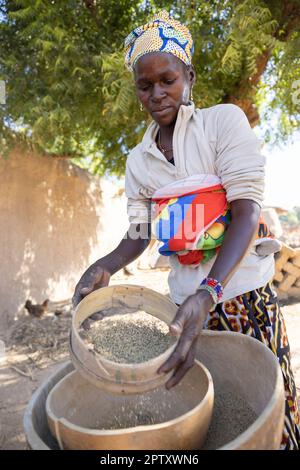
[83,0,101,27]
[10,365,34,381]
[274,1,300,41]
[223,49,272,127]
[222,2,300,126]
[46,153,83,159]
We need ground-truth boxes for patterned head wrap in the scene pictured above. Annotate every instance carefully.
[124,10,194,72]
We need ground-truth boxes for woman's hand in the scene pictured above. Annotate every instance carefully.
[158,290,214,390]
[72,262,111,308]
[72,224,151,310]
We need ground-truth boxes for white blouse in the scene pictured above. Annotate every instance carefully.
[125,102,275,304]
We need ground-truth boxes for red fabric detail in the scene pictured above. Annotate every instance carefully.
[167,190,227,252]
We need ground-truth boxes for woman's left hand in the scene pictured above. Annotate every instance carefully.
[158,290,214,390]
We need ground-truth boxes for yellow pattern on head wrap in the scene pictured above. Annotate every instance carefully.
[124,10,194,71]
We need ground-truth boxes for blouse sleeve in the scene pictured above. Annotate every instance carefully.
[125,157,151,224]
[215,104,266,207]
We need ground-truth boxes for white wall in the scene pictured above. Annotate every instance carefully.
[0,148,129,330]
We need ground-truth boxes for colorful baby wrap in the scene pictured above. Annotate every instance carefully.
[151,174,275,266]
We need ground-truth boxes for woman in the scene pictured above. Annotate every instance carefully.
[72,11,299,449]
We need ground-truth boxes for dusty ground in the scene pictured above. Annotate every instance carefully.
[0,268,299,450]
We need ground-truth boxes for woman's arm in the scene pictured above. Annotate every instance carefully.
[72,223,151,307]
[159,199,261,389]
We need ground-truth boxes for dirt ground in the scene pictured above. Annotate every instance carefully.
[0,268,299,450]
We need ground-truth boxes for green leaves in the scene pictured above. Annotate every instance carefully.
[1,0,299,175]
[220,1,278,77]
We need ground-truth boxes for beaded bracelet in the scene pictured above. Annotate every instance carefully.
[196,277,223,306]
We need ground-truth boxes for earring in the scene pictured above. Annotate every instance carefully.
[140,102,143,111]
[190,88,194,102]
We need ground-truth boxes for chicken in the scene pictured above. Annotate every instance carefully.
[24,299,49,318]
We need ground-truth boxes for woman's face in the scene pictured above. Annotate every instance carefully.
[134,52,195,127]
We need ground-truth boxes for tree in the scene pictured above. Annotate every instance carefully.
[0,0,299,175]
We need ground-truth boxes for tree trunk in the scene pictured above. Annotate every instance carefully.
[224,1,300,125]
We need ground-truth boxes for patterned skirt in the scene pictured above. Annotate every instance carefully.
[201,280,300,450]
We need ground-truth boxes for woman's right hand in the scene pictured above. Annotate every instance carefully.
[72,262,111,309]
